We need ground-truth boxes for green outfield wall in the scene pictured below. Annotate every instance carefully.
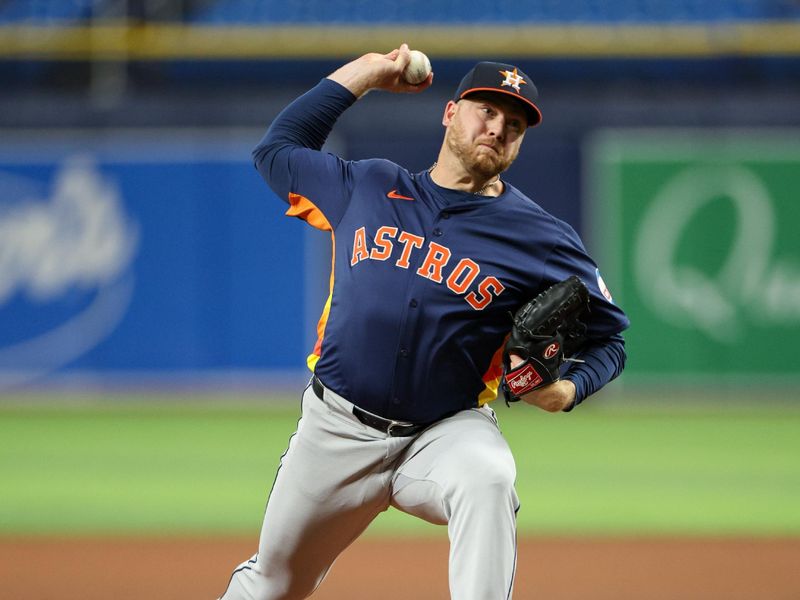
[587,130,800,387]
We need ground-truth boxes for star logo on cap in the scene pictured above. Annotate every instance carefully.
[499,68,526,94]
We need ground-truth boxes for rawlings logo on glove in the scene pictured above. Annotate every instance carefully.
[504,363,544,396]
[502,276,590,404]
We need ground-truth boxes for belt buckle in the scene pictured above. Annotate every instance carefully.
[386,420,409,437]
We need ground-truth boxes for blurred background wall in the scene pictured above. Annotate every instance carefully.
[1,0,799,397]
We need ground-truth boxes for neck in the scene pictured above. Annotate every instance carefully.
[428,159,502,196]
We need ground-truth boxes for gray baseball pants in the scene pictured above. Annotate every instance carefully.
[219,379,519,599]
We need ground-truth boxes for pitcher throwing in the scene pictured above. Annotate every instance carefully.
[219,44,629,600]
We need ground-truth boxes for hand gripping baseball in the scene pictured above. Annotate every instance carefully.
[328,43,433,98]
[502,276,590,404]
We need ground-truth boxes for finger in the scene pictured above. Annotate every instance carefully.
[399,71,434,93]
[385,42,409,60]
[394,42,412,70]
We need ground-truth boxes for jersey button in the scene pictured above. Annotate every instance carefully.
[399,348,409,358]
[409,299,418,308]
[433,228,443,236]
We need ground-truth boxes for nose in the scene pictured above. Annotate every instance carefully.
[486,116,506,141]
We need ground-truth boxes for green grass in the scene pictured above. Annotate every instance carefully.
[502,405,800,536]
[1,396,798,537]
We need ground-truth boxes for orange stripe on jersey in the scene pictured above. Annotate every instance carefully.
[307,291,331,371]
[286,192,332,232]
[285,193,334,369]
[477,338,507,406]
[307,231,337,372]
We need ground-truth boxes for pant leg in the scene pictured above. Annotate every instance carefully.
[220,383,396,600]
[390,406,519,600]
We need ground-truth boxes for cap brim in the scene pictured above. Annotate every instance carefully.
[459,87,542,127]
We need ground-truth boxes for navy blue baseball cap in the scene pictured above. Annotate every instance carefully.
[454,61,542,127]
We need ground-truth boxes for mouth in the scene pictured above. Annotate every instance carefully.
[477,143,500,154]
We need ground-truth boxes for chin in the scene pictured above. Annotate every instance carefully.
[472,155,504,177]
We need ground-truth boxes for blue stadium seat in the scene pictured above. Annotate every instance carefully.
[0,0,94,23]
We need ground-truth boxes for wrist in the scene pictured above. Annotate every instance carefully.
[560,379,577,411]
[326,70,372,98]
[520,379,576,413]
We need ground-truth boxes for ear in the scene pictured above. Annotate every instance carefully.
[442,100,458,127]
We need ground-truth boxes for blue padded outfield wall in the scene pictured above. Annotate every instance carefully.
[0,130,314,390]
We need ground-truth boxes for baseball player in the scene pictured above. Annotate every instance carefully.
[219,45,629,600]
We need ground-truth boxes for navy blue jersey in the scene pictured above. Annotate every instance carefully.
[254,78,629,422]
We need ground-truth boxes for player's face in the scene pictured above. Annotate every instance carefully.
[443,95,527,178]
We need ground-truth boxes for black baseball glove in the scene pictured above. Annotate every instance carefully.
[502,275,591,404]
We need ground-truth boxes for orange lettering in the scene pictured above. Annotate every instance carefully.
[369,226,398,261]
[395,231,425,269]
[465,276,505,310]
[351,227,369,266]
[446,258,480,294]
[416,242,452,283]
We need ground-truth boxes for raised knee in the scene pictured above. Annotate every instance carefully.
[451,454,516,502]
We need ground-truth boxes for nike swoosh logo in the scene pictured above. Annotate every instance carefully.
[387,189,415,201]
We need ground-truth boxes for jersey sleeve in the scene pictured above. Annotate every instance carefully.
[252,78,359,231]
[542,220,630,340]
[562,333,626,409]
[542,220,631,407]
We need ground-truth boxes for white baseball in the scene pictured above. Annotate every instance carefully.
[402,50,431,85]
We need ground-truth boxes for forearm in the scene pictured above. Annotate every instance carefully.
[252,44,431,193]
[521,379,576,412]
[563,333,627,409]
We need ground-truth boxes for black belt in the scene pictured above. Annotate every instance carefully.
[311,376,429,437]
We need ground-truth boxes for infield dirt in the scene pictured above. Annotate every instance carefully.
[1,536,798,599]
